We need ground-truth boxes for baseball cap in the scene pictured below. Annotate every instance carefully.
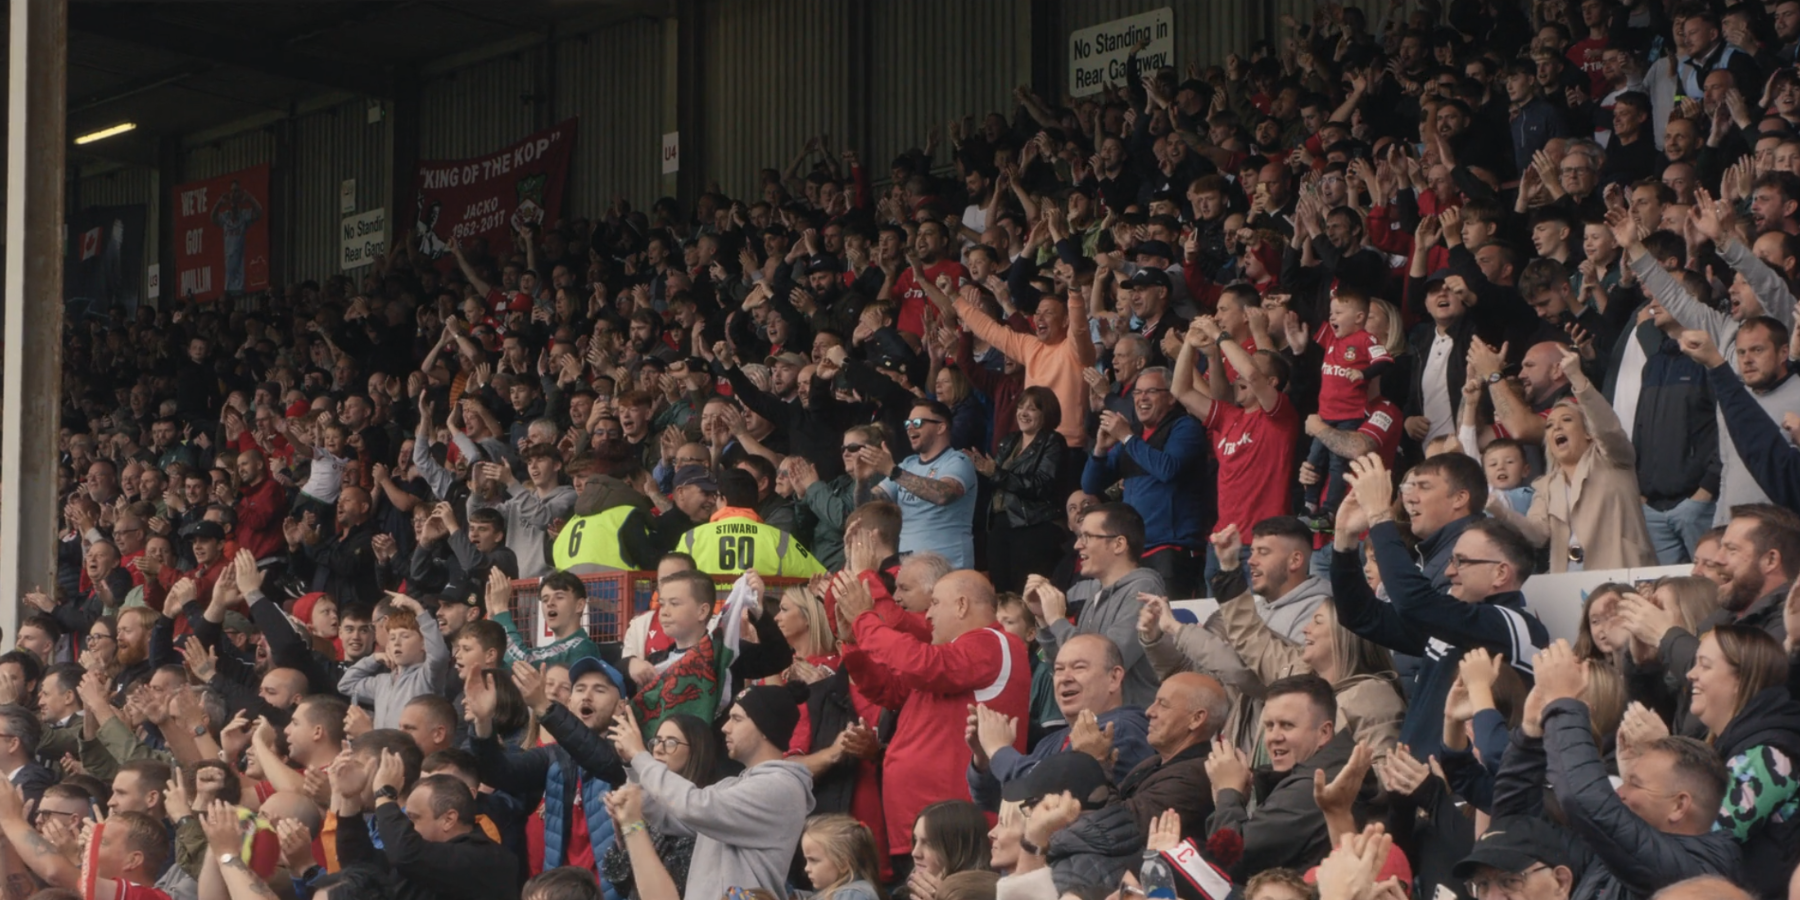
[1424,267,1455,289]
[1001,752,1114,809]
[766,351,807,367]
[673,465,719,493]
[1134,240,1176,262]
[183,520,226,541]
[568,655,634,700]
[806,254,842,274]
[1126,268,1172,290]
[1451,816,1577,879]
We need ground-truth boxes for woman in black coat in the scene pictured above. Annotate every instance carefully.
[968,386,1066,595]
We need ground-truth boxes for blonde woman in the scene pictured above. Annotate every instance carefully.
[1485,344,1655,572]
[772,586,839,684]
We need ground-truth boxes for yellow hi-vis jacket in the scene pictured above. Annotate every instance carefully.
[677,507,827,578]
[551,505,637,573]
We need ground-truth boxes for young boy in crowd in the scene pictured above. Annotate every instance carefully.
[1296,289,1390,527]
[337,594,451,729]
[1482,439,1536,514]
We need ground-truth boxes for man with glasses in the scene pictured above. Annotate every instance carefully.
[1330,453,1549,759]
[0,704,52,805]
[1027,504,1165,709]
[1452,815,1602,900]
[857,399,978,568]
[1084,363,1210,598]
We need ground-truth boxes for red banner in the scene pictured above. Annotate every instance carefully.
[172,163,271,302]
[412,119,576,269]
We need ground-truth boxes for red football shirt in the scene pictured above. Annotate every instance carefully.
[892,260,968,337]
[1205,393,1300,541]
[1316,324,1389,421]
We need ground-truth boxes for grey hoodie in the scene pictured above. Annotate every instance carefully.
[1044,567,1168,708]
[1253,574,1331,643]
[468,481,577,578]
[632,754,815,900]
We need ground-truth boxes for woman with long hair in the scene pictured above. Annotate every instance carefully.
[1615,576,1722,736]
[601,713,721,900]
[1681,625,1800,899]
[773,586,839,682]
[967,387,1066,595]
[931,366,986,453]
[906,800,991,899]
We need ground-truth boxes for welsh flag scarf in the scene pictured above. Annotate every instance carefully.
[633,573,759,734]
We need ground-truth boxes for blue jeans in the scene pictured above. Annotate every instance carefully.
[1643,499,1716,565]
[1304,418,1365,514]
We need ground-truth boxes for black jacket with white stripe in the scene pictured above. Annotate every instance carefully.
[1331,521,1549,760]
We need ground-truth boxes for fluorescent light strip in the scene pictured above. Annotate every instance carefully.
[74,122,136,145]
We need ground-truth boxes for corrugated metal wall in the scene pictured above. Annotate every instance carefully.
[1059,0,1267,92]
[290,98,393,282]
[556,16,667,218]
[701,0,851,201]
[868,0,1030,177]
[418,50,542,161]
[183,128,276,182]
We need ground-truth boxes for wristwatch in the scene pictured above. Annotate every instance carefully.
[374,786,400,802]
[1485,371,1503,384]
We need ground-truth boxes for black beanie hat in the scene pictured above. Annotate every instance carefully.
[736,681,808,750]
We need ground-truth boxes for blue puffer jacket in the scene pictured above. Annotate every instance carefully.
[475,703,627,900]
[542,755,618,898]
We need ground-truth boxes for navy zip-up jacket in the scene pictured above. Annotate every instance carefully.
[1331,521,1549,759]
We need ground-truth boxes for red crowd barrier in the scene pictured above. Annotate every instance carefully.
[507,571,808,644]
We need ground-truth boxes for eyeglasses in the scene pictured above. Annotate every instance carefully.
[1465,864,1548,899]
[650,737,689,752]
[842,443,866,455]
[86,633,113,645]
[1074,531,1122,544]
[1448,555,1502,570]
[1131,387,1169,397]
[903,417,944,429]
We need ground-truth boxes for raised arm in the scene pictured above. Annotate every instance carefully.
[448,240,495,298]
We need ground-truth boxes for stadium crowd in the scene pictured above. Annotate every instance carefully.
[31,1,1800,899]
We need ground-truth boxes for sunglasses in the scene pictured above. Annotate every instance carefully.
[904,417,944,429]
[842,443,866,454]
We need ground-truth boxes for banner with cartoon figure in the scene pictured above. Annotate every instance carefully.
[173,164,270,302]
[413,119,576,268]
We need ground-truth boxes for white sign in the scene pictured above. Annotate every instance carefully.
[1069,8,1174,97]
[147,264,160,299]
[339,208,387,271]
[661,131,680,175]
[339,179,356,215]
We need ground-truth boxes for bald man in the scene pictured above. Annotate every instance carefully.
[838,570,1033,871]
[1478,339,1572,445]
[289,485,380,605]
[1107,671,1230,841]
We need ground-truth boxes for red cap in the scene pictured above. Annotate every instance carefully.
[1304,844,1412,886]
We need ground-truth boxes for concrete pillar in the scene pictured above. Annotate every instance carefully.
[0,0,68,641]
